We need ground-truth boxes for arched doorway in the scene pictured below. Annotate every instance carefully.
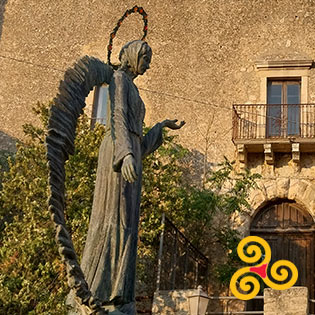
[248,199,315,311]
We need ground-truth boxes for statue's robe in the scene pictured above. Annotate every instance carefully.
[80,69,162,314]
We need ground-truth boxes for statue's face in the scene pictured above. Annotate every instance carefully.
[137,46,152,75]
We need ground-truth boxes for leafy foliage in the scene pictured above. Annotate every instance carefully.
[139,153,260,290]
[0,103,260,313]
[0,103,105,314]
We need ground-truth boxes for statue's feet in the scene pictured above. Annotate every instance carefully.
[93,309,109,315]
[80,304,109,315]
[108,310,126,315]
[104,305,126,315]
[116,302,135,315]
[103,302,135,315]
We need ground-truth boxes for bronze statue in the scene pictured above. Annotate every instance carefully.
[80,40,184,314]
[46,7,184,315]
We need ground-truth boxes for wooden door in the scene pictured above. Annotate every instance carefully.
[248,201,315,312]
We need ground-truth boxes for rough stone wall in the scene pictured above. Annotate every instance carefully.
[2,0,315,164]
[152,290,194,315]
[264,287,309,315]
[152,287,310,315]
[226,152,315,238]
[152,289,246,315]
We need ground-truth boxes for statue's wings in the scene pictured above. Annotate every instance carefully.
[46,56,113,311]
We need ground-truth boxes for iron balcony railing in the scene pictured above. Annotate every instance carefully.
[232,104,315,141]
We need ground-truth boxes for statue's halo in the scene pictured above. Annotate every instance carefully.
[107,6,148,66]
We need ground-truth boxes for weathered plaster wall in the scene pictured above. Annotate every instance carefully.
[2,1,315,163]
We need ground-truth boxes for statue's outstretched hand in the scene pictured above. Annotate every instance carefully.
[121,154,138,183]
[162,119,186,130]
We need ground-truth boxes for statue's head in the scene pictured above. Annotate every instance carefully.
[119,40,152,76]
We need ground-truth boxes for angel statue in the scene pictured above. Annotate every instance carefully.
[46,6,185,315]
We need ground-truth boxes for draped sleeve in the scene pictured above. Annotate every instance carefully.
[141,123,163,159]
[109,72,134,172]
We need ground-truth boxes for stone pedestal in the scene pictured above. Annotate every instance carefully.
[152,290,195,315]
[264,287,309,315]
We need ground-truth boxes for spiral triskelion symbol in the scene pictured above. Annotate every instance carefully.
[230,236,298,300]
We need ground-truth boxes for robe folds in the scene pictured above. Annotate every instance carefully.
[80,70,163,314]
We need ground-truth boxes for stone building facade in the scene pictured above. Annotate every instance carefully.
[1,0,315,311]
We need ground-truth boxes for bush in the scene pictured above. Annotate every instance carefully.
[0,103,105,314]
[0,103,260,313]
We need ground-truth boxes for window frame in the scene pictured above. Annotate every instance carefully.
[255,60,312,104]
[255,60,312,139]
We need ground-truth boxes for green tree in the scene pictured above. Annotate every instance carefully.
[0,103,105,314]
[139,153,260,291]
[0,103,260,313]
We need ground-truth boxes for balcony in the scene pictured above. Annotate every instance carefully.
[232,104,315,151]
[232,104,315,165]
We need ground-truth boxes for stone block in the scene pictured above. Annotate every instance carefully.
[302,184,315,208]
[287,179,308,201]
[276,178,290,199]
[264,287,309,315]
[263,180,277,201]
[152,290,195,315]
[249,189,266,210]
[292,143,300,162]
[264,144,274,165]
[237,144,247,170]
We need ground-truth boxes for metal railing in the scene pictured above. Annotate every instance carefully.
[232,104,315,141]
[156,214,209,291]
